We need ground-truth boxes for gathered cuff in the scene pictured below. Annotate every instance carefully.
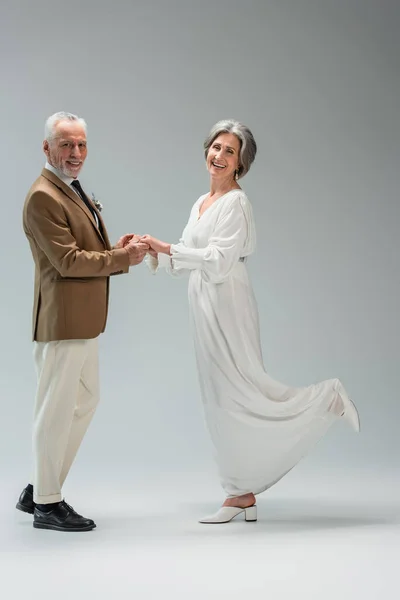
[145,254,159,274]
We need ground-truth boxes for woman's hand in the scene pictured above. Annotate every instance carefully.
[114,233,140,249]
[139,235,171,255]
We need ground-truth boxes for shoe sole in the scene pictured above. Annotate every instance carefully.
[199,518,258,524]
[33,522,96,532]
[16,503,34,515]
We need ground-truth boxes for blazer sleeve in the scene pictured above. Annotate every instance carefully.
[25,190,130,277]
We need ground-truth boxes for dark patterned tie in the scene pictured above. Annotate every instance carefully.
[71,179,98,224]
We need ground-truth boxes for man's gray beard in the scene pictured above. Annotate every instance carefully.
[51,158,80,178]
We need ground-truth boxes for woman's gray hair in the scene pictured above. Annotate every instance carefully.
[44,111,87,141]
[204,119,257,179]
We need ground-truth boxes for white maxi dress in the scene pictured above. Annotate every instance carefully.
[147,190,351,497]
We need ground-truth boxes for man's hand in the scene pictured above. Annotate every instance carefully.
[124,239,149,266]
[114,233,140,249]
[139,234,171,255]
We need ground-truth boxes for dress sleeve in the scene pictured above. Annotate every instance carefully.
[145,197,205,277]
[145,238,190,278]
[169,195,248,284]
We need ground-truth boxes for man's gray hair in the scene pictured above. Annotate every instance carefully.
[44,111,87,141]
[204,119,257,179]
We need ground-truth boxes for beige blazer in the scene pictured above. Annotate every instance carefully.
[23,168,130,342]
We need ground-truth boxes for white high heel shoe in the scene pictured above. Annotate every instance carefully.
[334,379,360,432]
[199,505,257,524]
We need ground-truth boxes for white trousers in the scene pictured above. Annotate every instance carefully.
[31,338,99,504]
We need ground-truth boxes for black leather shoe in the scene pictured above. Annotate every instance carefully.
[16,486,35,515]
[33,500,96,532]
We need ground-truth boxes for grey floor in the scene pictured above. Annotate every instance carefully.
[1,467,399,599]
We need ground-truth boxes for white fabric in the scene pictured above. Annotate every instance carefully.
[32,338,99,504]
[147,189,347,497]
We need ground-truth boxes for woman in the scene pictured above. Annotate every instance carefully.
[141,119,360,524]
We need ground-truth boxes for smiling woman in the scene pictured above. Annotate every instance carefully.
[207,133,240,175]
[140,118,360,525]
[204,118,257,181]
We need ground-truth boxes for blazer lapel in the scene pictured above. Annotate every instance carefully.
[41,168,108,246]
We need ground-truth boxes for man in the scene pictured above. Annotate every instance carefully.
[16,111,147,532]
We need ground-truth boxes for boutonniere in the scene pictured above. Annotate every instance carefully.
[91,192,103,212]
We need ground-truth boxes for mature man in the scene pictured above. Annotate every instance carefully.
[16,111,147,532]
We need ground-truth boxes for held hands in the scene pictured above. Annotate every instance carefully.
[114,233,149,266]
[125,239,149,266]
[139,235,171,256]
[114,232,171,266]
[114,233,140,249]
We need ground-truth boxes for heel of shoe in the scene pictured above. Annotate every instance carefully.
[16,502,34,515]
[245,505,257,522]
[335,380,361,433]
[346,398,361,432]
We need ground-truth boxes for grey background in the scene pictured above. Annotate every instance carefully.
[1,0,398,492]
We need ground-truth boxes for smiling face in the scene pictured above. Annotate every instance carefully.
[206,132,241,182]
[43,119,87,178]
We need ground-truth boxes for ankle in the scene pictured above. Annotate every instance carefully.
[223,493,256,508]
[36,502,60,512]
